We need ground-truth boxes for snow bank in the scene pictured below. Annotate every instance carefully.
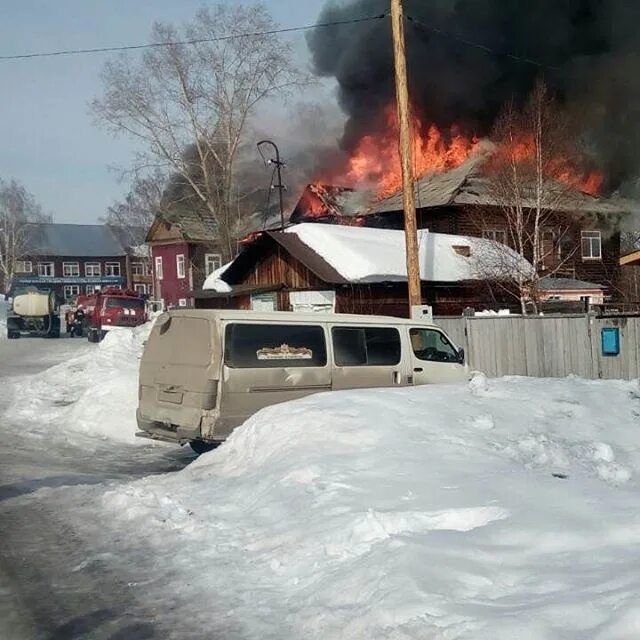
[97,375,640,639]
[475,309,512,316]
[7,323,154,444]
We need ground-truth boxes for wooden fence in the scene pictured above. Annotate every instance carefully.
[435,314,640,380]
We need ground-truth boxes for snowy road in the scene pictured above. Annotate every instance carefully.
[0,338,195,639]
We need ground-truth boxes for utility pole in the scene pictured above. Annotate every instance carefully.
[257,140,286,230]
[390,0,422,310]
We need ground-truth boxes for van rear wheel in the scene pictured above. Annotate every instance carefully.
[189,440,218,455]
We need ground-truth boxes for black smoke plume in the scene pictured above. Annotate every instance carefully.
[307,0,640,194]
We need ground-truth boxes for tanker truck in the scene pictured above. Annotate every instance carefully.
[6,287,61,339]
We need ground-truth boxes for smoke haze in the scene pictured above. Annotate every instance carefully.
[307,0,640,194]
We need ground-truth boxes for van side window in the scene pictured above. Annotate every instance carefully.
[224,323,327,368]
[410,328,458,363]
[332,327,401,366]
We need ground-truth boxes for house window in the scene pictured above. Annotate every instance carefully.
[63,262,80,277]
[178,298,187,307]
[86,285,100,294]
[205,253,222,276]
[134,284,147,295]
[144,262,153,276]
[483,229,507,244]
[131,262,144,276]
[38,262,55,277]
[85,262,101,277]
[15,260,32,273]
[176,254,186,279]
[155,256,163,280]
[63,285,80,300]
[582,231,602,260]
[105,262,121,277]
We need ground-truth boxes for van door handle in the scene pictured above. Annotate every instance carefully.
[413,367,423,373]
[392,371,401,385]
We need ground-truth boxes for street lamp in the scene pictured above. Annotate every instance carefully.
[257,140,286,230]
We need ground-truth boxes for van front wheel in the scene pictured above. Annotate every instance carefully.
[189,440,218,455]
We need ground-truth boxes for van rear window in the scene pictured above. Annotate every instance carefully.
[146,316,211,366]
[224,323,327,369]
[332,327,401,366]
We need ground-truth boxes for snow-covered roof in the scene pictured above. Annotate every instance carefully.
[202,261,232,291]
[276,223,532,284]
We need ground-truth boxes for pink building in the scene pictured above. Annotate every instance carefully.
[146,211,222,308]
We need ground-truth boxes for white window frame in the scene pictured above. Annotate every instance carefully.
[15,260,32,273]
[205,253,222,276]
[86,285,100,294]
[155,256,163,280]
[105,262,121,277]
[144,262,153,276]
[581,231,602,260]
[38,262,55,277]
[178,298,187,307]
[134,283,147,295]
[63,285,80,299]
[176,254,186,279]
[85,262,101,277]
[63,261,80,277]
[131,262,144,276]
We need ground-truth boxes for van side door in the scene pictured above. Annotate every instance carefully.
[219,321,331,432]
[330,324,410,390]
[407,326,467,384]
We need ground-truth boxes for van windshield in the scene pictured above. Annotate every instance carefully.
[410,328,459,363]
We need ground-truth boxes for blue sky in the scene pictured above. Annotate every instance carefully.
[0,0,328,223]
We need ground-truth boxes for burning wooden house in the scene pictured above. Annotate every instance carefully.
[286,148,631,301]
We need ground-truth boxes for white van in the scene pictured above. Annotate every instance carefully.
[137,310,468,452]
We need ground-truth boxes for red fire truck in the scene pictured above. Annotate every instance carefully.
[75,287,147,342]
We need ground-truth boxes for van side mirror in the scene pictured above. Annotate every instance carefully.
[457,347,465,364]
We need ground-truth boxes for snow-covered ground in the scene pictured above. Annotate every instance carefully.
[79,374,640,640]
[6,324,153,445]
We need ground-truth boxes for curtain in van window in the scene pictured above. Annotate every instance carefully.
[224,324,327,368]
[332,327,401,366]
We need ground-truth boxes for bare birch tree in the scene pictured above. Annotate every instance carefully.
[105,170,165,236]
[92,3,307,260]
[474,81,587,313]
[0,179,46,294]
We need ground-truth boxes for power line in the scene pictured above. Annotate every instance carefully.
[406,14,560,72]
[0,13,387,61]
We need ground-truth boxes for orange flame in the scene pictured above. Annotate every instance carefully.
[495,133,603,196]
[324,105,479,199]
[313,104,603,202]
